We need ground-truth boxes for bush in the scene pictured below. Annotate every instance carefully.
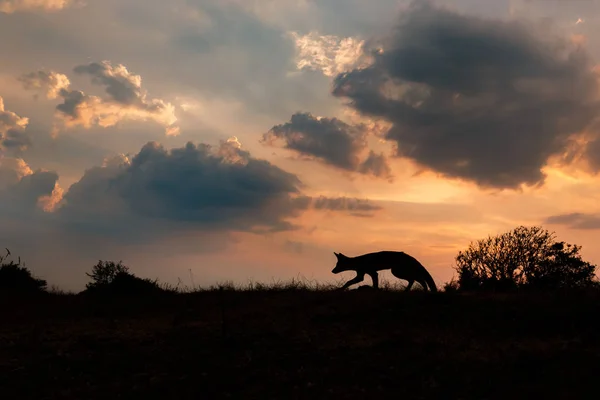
[85,260,130,289]
[454,226,597,292]
[84,260,166,296]
[443,278,460,293]
[0,249,47,294]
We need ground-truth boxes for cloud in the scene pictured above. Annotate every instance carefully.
[73,61,162,109]
[34,137,383,239]
[0,97,28,134]
[358,150,393,179]
[331,2,600,189]
[288,31,367,77]
[0,0,73,14]
[0,96,31,152]
[544,212,600,230]
[263,112,392,179]
[18,70,71,99]
[311,195,381,217]
[0,156,61,213]
[0,156,32,188]
[54,88,179,135]
[20,62,180,136]
[57,138,307,235]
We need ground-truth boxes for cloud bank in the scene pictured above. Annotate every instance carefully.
[331,2,600,189]
[58,138,307,234]
[0,135,383,245]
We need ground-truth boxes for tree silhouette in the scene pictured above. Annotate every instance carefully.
[454,226,597,291]
[84,260,166,295]
[85,260,130,290]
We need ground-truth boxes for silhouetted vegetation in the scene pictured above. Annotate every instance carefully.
[83,260,168,296]
[453,226,597,292]
[85,260,130,289]
[0,249,47,295]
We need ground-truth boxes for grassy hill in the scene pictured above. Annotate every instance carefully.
[2,287,600,399]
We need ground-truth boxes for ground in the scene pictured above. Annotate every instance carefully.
[1,288,599,399]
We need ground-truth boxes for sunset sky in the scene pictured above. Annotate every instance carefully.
[2,0,600,291]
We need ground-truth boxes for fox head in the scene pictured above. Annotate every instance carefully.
[332,252,350,274]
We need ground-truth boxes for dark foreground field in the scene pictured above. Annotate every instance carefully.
[2,288,600,399]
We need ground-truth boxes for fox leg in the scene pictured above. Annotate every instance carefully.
[340,272,365,290]
[405,280,415,291]
[417,279,429,291]
[367,271,379,289]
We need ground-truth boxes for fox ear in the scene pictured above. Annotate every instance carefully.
[334,252,340,258]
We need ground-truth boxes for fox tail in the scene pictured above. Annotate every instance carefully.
[421,267,438,292]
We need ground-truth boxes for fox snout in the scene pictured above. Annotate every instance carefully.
[331,266,341,274]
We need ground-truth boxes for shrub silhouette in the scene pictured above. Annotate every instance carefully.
[85,260,129,289]
[0,249,47,294]
[84,260,165,295]
[454,226,597,291]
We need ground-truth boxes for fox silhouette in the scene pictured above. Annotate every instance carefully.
[332,251,437,291]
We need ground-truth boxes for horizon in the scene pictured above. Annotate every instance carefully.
[2,0,600,292]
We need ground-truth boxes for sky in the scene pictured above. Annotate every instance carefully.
[2,0,600,291]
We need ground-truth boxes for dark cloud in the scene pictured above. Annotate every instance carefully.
[544,212,600,230]
[0,136,385,244]
[74,61,153,108]
[263,112,392,179]
[264,112,365,170]
[55,89,91,119]
[331,2,600,189]
[583,133,600,172]
[33,138,384,237]
[52,139,385,240]
[358,150,393,179]
[58,140,306,234]
[2,128,32,151]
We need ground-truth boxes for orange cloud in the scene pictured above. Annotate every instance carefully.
[0,0,73,13]
[0,155,63,212]
[18,70,71,99]
[19,62,180,137]
[0,96,31,152]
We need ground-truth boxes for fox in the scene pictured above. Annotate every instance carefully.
[332,251,438,292]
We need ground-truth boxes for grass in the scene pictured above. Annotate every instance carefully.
[1,282,600,399]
